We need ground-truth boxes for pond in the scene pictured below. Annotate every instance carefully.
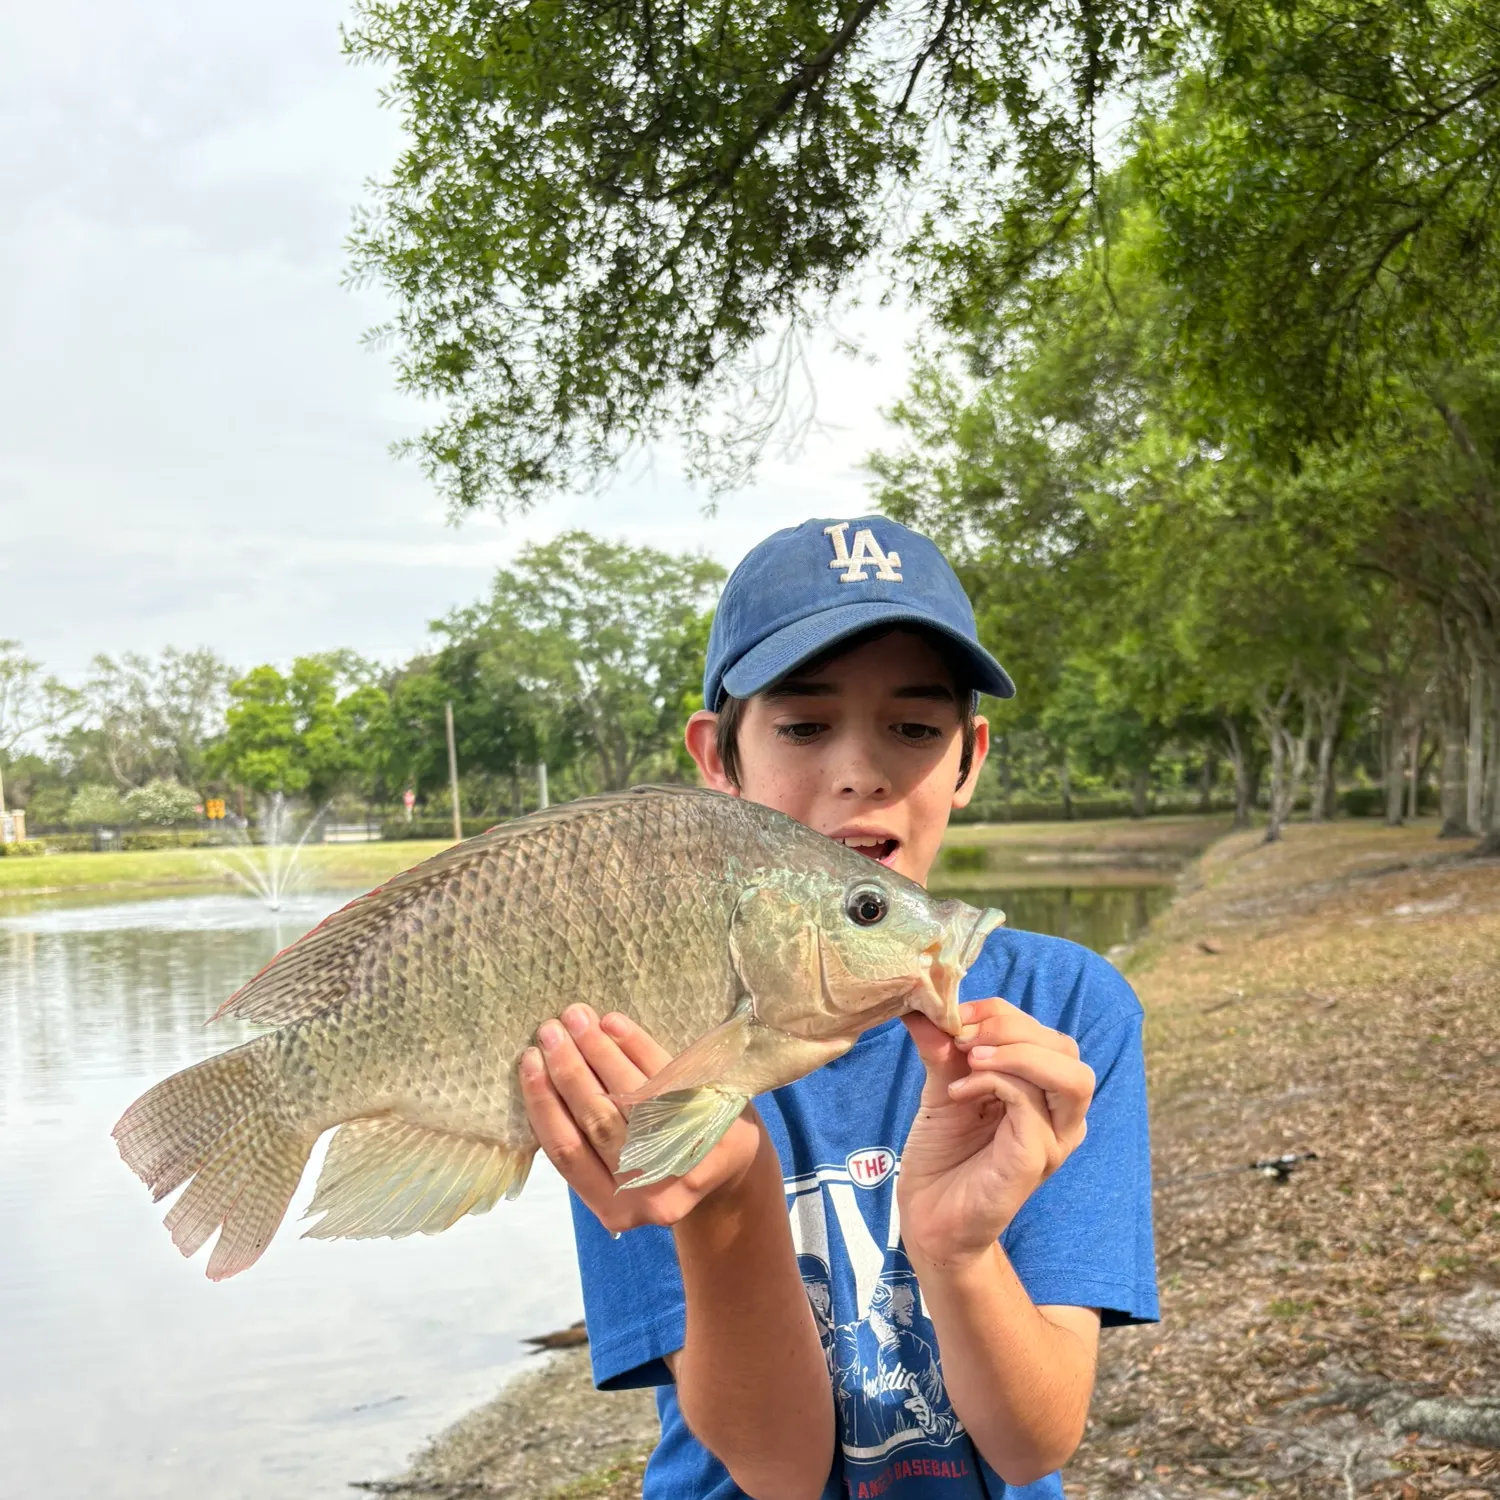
[0,874,1169,1498]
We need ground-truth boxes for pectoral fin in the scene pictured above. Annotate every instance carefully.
[616,1087,750,1187]
[613,1010,855,1188]
[613,999,757,1102]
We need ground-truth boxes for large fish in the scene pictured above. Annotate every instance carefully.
[114,786,1003,1280]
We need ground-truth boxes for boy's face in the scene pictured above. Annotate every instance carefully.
[685,630,990,887]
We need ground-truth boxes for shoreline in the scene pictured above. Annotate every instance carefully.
[0,814,1226,900]
[373,817,1500,1499]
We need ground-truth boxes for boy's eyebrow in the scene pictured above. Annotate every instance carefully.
[762,678,836,700]
[762,680,958,704]
[891,683,959,705]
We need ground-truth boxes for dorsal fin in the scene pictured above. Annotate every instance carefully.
[213,785,723,1028]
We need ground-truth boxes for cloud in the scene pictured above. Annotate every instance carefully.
[0,0,914,682]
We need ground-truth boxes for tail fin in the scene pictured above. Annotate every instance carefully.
[112,1039,315,1280]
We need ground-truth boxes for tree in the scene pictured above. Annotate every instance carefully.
[453,533,725,791]
[0,641,76,812]
[67,783,124,828]
[211,657,391,805]
[80,648,235,789]
[345,0,1173,511]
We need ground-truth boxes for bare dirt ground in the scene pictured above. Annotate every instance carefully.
[375,817,1500,1499]
[1075,819,1500,1498]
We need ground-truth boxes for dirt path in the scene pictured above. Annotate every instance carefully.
[375,819,1500,1499]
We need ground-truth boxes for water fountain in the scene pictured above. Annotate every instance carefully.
[217,793,328,912]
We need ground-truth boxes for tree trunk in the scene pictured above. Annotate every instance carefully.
[1254,685,1300,843]
[1405,720,1423,822]
[1479,674,1500,857]
[1439,703,1470,837]
[1199,749,1218,814]
[1058,753,1073,822]
[1264,720,1287,843]
[1467,653,1485,837]
[1307,667,1346,822]
[1314,730,1337,821]
[1224,717,1252,829]
[1383,709,1406,826]
[1130,766,1150,819]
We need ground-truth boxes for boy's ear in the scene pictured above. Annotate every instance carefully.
[951,716,990,811]
[685,710,739,794]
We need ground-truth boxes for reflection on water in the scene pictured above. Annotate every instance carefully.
[0,894,582,1500]
[0,879,1166,1499]
[942,883,1171,956]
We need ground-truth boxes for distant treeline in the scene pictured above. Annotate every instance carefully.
[0,521,1471,841]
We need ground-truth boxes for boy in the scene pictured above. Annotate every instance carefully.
[518,517,1158,1499]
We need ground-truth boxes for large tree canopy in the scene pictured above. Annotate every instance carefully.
[346,0,1162,510]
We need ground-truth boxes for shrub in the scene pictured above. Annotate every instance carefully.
[941,845,988,874]
[67,783,124,828]
[0,839,45,857]
[381,817,507,841]
[122,778,201,826]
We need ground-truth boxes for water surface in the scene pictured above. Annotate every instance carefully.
[0,893,581,1500]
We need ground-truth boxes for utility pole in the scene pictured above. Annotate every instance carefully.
[445,700,462,843]
[537,761,549,811]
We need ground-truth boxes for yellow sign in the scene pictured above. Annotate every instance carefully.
[205,799,226,821]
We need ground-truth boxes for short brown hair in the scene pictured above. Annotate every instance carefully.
[713,626,979,790]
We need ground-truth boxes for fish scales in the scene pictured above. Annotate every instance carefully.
[113,786,1003,1279]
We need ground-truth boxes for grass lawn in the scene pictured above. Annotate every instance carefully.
[0,811,1238,899]
[0,841,454,897]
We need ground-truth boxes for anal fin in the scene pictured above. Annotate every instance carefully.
[302,1116,534,1241]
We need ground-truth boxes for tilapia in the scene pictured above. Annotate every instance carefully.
[113,786,1003,1279]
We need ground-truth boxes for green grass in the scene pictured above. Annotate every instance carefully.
[0,841,454,896]
[0,810,1234,899]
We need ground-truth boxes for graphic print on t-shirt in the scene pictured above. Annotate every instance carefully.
[787,1151,967,1479]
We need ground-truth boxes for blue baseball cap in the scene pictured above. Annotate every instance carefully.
[703,515,1015,709]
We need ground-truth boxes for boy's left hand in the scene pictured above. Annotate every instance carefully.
[897,998,1094,1269]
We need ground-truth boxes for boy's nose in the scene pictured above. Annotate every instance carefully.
[831,740,891,799]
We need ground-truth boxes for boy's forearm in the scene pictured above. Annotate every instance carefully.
[669,1123,833,1500]
[908,1241,1096,1485]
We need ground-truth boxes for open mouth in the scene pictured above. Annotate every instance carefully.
[834,835,901,866]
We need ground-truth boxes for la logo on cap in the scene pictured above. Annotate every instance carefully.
[824,522,903,584]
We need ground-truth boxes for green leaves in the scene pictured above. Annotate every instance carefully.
[211,658,389,803]
[347,0,1168,510]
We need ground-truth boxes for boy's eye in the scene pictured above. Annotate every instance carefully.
[894,722,942,743]
[775,722,825,743]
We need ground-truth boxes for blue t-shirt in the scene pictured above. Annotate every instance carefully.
[570,927,1160,1499]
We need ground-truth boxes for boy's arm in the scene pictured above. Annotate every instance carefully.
[664,1125,834,1500]
[898,999,1102,1484]
[521,1005,833,1500]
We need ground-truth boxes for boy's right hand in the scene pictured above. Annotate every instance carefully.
[519,1003,763,1233]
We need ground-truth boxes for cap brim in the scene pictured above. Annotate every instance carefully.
[720,601,1015,703]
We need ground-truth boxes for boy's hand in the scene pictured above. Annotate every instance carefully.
[897,998,1094,1269]
[519,1004,762,1233]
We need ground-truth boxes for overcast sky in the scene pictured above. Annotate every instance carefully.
[0,0,914,682]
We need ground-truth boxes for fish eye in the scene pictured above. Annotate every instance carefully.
[845,886,889,927]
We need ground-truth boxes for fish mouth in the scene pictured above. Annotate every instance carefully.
[946,902,1005,972]
[914,900,1007,1035]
